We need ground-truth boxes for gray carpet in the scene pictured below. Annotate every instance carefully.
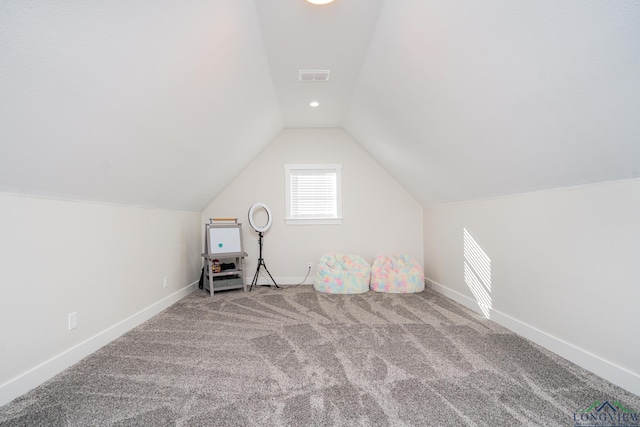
[1,286,638,426]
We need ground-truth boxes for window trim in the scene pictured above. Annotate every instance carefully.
[284,163,342,225]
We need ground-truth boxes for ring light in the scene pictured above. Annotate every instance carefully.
[247,202,279,290]
[248,202,272,233]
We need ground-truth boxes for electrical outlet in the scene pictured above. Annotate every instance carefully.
[163,277,168,288]
[68,312,77,331]
[307,262,313,269]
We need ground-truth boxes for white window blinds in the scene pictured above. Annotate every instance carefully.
[285,164,342,224]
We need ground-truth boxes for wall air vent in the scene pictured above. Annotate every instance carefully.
[298,69,331,82]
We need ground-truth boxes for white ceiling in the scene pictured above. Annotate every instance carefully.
[254,0,384,128]
[344,1,640,205]
[1,0,639,210]
[0,0,282,211]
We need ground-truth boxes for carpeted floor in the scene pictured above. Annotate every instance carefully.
[1,286,638,426]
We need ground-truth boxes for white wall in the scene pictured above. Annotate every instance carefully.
[202,128,423,284]
[423,178,640,395]
[0,193,202,404]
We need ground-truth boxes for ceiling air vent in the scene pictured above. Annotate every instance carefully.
[298,69,331,82]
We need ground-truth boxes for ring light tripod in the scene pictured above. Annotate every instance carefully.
[248,202,279,291]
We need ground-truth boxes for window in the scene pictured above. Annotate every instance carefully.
[285,164,342,225]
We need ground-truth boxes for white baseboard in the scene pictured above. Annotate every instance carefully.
[425,277,640,397]
[247,275,315,286]
[0,281,198,407]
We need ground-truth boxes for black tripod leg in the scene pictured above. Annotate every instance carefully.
[251,232,279,290]
[250,263,261,292]
[262,263,280,288]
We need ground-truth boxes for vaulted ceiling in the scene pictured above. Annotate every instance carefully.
[2,0,639,211]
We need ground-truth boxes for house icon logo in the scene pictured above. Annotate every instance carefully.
[573,400,639,427]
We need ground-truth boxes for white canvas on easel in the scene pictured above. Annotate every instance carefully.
[208,226,242,255]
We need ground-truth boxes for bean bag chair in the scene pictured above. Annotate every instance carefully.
[370,254,424,293]
[313,253,371,294]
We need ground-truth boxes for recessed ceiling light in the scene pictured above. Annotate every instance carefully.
[306,0,336,5]
[310,101,320,107]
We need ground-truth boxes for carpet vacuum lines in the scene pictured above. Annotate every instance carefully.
[1,286,638,426]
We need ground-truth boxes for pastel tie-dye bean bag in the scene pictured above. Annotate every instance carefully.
[313,253,371,294]
[370,254,424,293]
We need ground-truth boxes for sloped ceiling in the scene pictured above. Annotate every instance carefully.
[344,1,640,205]
[0,0,282,211]
[1,1,639,211]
